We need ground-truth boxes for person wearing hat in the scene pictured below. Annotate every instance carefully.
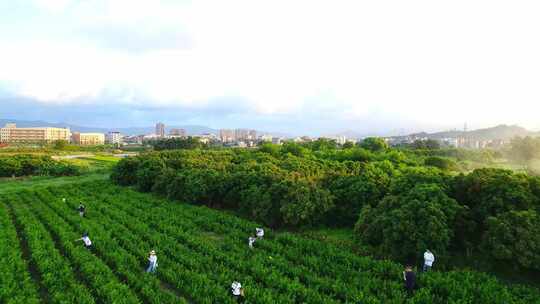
[255,228,264,239]
[146,250,158,273]
[248,236,256,249]
[403,265,416,295]
[78,203,86,218]
[423,249,435,272]
[231,281,245,303]
[75,232,92,249]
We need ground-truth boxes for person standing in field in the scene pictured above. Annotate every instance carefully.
[231,281,245,303]
[146,250,158,273]
[423,249,435,272]
[78,203,86,218]
[403,265,416,295]
[75,232,92,250]
[256,228,264,239]
[248,236,256,249]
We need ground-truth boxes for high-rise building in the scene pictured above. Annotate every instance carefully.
[72,133,105,145]
[219,129,235,143]
[335,136,347,145]
[169,128,186,137]
[234,129,249,141]
[0,123,70,143]
[248,130,257,140]
[155,122,165,138]
[106,132,123,145]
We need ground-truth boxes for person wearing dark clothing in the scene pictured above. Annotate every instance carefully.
[78,203,86,217]
[403,266,416,295]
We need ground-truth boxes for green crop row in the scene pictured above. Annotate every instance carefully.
[15,191,141,304]
[75,183,402,302]
[49,181,540,303]
[49,184,289,303]
[42,185,240,303]
[29,189,184,304]
[4,193,96,303]
[0,202,41,304]
[89,184,540,304]
[1,180,539,303]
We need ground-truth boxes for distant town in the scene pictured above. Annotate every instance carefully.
[0,121,525,149]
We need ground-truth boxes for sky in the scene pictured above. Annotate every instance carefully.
[1,0,539,136]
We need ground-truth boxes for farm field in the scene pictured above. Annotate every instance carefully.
[0,173,108,195]
[0,180,539,304]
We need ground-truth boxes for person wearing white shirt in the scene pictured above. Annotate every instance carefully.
[75,232,92,249]
[423,249,435,272]
[248,236,256,249]
[231,281,245,302]
[255,228,264,239]
[146,250,158,273]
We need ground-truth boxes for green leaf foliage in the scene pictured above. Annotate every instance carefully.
[355,183,463,262]
[0,154,80,177]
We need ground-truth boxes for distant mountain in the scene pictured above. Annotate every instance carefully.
[403,125,538,141]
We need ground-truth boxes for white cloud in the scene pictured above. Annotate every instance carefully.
[2,0,540,130]
[33,0,73,13]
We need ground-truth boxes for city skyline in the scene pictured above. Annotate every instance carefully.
[0,118,536,141]
[1,1,539,135]
[1,120,531,151]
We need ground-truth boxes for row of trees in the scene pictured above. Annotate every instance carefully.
[149,137,205,151]
[0,155,80,177]
[507,136,540,169]
[111,145,540,273]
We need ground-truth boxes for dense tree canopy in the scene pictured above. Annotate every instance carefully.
[424,156,458,171]
[412,139,441,150]
[151,137,204,151]
[112,145,540,273]
[342,141,355,149]
[359,137,389,152]
[355,183,463,262]
[0,154,80,177]
[304,138,338,151]
[451,168,537,227]
[483,210,540,270]
[508,136,540,167]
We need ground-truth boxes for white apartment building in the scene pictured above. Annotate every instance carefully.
[106,132,123,145]
[0,123,71,143]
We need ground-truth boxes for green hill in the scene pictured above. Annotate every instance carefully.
[412,124,537,140]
